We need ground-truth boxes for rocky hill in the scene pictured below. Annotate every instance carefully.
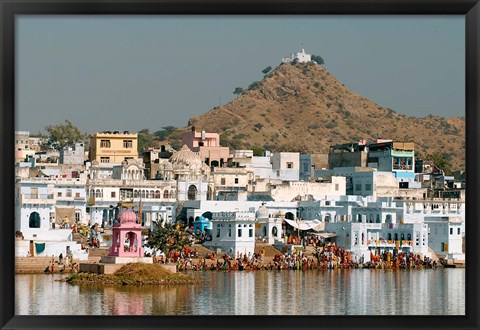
[185,62,465,171]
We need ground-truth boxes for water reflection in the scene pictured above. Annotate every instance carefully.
[15,269,465,315]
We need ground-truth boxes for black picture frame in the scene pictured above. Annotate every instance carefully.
[1,0,478,329]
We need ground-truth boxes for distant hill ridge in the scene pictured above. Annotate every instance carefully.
[184,62,465,171]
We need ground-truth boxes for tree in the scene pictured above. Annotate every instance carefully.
[153,126,177,141]
[251,146,264,156]
[311,55,325,65]
[261,66,272,75]
[233,87,244,96]
[138,128,153,153]
[42,120,88,151]
[424,152,453,175]
[145,222,191,257]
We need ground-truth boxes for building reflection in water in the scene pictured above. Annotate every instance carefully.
[15,270,465,315]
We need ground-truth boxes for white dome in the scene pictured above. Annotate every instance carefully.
[169,145,202,170]
[256,205,269,219]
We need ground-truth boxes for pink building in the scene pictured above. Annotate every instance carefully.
[181,128,221,150]
[109,209,144,257]
[181,128,230,168]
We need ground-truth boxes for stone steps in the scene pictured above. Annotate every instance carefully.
[254,243,282,257]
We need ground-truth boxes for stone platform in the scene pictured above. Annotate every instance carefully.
[100,256,153,264]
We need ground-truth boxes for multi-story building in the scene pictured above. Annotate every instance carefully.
[60,142,85,165]
[205,211,256,257]
[181,128,230,168]
[89,131,138,164]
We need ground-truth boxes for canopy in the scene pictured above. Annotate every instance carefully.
[284,219,325,232]
[312,232,337,238]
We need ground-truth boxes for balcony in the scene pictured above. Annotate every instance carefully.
[367,239,413,247]
[20,193,55,204]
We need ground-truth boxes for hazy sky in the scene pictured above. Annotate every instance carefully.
[16,15,465,135]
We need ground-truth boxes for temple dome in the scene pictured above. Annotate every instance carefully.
[256,205,269,219]
[117,209,137,224]
[170,144,202,165]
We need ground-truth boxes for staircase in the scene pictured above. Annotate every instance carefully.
[87,248,110,263]
[192,244,215,256]
[255,243,282,257]
[15,257,79,274]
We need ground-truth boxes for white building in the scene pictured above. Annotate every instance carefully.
[15,177,88,260]
[206,211,256,257]
[282,49,312,63]
[255,204,283,245]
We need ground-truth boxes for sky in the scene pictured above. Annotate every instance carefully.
[16,15,465,135]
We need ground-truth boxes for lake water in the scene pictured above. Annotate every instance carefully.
[15,268,465,315]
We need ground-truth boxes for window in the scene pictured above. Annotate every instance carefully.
[458,228,461,235]
[286,162,293,169]
[75,210,81,222]
[216,229,220,238]
[249,229,253,237]
[228,229,232,237]
[111,192,116,198]
[365,183,372,191]
[30,188,38,199]
[221,178,226,185]
[187,185,197,201]
[335,184,339,191]
[238,229,242,237]
[303,163,309,172]
[75,192,80,198]
[234,178,239,184]
[355,184,362,191]
[450,228,453,235]
[100,140,111,148]
[66,189,72,197]
[57,192,62,197]
[123,140,133,148]
[100,157,110,163]
[164,190,169,199]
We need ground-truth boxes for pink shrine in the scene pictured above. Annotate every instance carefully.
[109,209,144,257]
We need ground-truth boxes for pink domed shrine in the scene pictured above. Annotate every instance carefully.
[109,209,144,257]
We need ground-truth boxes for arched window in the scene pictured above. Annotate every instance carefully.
[163,190,169,199]
[324,214,331,223]
[407,233,412,240]
[188,185,198,201]
[357,214,362,223]
[95,189,102,198]
[285,212,295,220]
[170,190,175,199]
[394,233,398,241]
[155,190,161,199]
[90,189,94,197]
[149,190,154,199]
[141,190,146,199]
[134,190,139,198]
[388,233,392,240]
[376,214,381,223]
[29,212,41,228]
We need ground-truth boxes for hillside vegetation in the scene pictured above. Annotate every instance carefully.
[184,62,464,171]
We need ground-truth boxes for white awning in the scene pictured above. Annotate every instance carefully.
[284,219,325,232]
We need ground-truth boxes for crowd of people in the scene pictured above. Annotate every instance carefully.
[167,242,440,272]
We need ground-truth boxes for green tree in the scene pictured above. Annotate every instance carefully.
[311,55,325,65]
[262,66,272,75]
[233,87,244,96]
[251,146,264,156]
[146,222,191,257]
[42,120,88,151]
[424,152,453,175]
[153,126,177,141]
[138,128,153,153]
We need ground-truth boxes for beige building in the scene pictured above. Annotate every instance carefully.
[89,131,138,164]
